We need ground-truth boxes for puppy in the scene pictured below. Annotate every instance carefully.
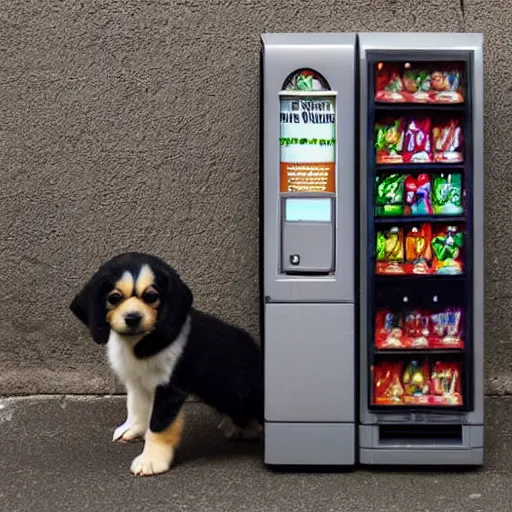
[70,252,263,476]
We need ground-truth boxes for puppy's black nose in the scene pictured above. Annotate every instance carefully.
[124,312,142,327]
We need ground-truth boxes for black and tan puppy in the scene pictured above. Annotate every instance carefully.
[70,252,263,476]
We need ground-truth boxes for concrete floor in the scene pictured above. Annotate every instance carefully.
[1,396,511,512]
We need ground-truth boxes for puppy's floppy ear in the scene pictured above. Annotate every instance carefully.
[70,272,111,345]
[157,266,193,338]
[133,263,193,359]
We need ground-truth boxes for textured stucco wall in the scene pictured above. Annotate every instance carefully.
[0,0,507,394]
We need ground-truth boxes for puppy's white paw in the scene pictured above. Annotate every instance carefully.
[130,450,173,477]
[112,421,145,443]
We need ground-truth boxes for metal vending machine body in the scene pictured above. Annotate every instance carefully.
[261,33,356,466]
[358,32,484,465]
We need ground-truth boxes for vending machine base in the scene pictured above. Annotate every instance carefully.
[359,424,483,465]
[266,423,355,466]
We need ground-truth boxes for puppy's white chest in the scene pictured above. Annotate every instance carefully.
[107,325,188,392]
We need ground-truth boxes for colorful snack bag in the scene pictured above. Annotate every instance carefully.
[430,69,464,103]
[376,227,405,274]
[375,174,405,216]
[431,225,464,274]
[402,310,430,348]
[432,173,464,215]
[375,117,405,164]
[375,63,405,102]
[404,223,433,274]
[402,360,431,404]
[375,309,405,349]
[401,67,432,103]
[430,308,464,349]
[403,118,433,163]
[404,174,433,215]
[373,361,405,405]
[432,119,464,163]
[430,361,463,405]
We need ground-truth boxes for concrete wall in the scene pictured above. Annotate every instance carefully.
[0,0,507,394]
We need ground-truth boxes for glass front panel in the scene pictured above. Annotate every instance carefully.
[367,58,471,411]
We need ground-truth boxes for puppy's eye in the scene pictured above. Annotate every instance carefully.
[106,292,123,306]
[142,290,160,305]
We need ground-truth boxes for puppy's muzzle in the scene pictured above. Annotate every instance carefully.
[124,312,143,329]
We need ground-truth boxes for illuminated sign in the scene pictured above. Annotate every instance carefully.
[279,94,336,193]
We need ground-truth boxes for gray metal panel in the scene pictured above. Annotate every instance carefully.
[264,303,354,423]
[358,33,485,431]
[467,34,485,427]
[358,32,484,52]
[261,33,356,303]
[359,424,483,450]
[282,221,333,272]
[360,448,483,466]
[265,422,355,465]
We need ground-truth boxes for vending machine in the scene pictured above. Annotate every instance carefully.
[260,33,357,466]
[358,33,484,465]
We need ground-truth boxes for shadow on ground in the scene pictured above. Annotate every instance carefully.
[0,396,510,512]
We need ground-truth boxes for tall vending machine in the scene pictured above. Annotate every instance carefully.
[261,33,357,466]
[358,33,484,465]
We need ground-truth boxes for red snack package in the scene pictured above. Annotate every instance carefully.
[375,117,405,164]
[401,360,431,405]
[430,361,463,405]
[432,119,464,163]
[429,308,464,349]
[402,310,430,349]
[373,361,405,405]
[375,309,405,349]
[375,63,405,103]
[403,118,432,163]
[404,223,433,275]
[404,173,433,216]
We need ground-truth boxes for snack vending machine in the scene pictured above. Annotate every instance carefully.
[261,33,356,466]
[358,33,484,465]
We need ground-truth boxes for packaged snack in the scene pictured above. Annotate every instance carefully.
[373,359,464,406]
[430,69,464,103]
[375,63,405,102]
[402,310,430,348]
[430,361,463,405]
[401,68,432,103]
[430,308,464,349]
[375,309,405,349]
[375,174,405,216]
[431,225,464,274]
[403,118,432,163]
[404,223,433,274]
[373,362,405,404]
[376,227,405,274]
[432,119,464,163]
[432,173,464,215]
[375,118,405,164]
[402,360,431,404]
[404,174,433,215]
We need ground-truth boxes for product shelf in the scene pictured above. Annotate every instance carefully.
[375,102,465,112]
